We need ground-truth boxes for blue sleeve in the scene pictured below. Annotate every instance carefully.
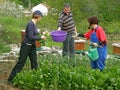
[27,23,41,40]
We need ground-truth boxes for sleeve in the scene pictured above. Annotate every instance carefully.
[77,34,85,37]
[27,23,41,40]
[97,27,107,43]
[84,30,93,40]
[58,13,63,28]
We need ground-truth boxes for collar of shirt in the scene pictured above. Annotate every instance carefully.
[31,19,36,25]
[63,12,71,16]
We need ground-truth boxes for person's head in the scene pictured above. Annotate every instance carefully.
[32,10,43,22]
[63,3,71,14]
[87,16,98,29]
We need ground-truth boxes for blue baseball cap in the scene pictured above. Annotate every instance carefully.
[33,10,43,17]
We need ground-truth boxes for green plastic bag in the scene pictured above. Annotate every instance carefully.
[87,47,99,61]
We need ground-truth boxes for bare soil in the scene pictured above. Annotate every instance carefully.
[0,61,22,90]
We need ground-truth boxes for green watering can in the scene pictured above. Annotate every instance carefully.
[87,46,99,61]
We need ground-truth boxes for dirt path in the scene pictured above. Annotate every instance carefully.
[0,84,21,90]
[0,62,22,90]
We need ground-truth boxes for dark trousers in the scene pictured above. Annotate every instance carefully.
[8,42,38,82]
[62,34,75,57]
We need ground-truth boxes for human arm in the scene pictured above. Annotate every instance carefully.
[26,23,41,41]
[77,29,93,39]
[57,13,63,30]
[74,27,78,35]
[96,27,107,46]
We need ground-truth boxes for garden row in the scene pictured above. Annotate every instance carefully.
[13,54,120,90]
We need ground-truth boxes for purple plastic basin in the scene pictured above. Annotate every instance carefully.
[50,30,67,42]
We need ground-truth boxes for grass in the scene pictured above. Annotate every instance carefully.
[0,43,11,54]
[0,14,119,54]
[0,16,29,44]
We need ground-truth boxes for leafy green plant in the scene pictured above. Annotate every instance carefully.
[13,54,120,90]
[0,42,11,54]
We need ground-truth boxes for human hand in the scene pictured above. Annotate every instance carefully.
[90,43,98,47]
[74,31,78,36]
[41,35,46,40]
[72,31,78,38]
[57,27,61,31]
[42,30,49,36]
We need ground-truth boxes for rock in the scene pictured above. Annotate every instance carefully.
[41,46,51,51]
[0,60,15,62]
[51,46,62,50]
[37,50,51,55]
[0,44,63,62]
[0,56,7,60]
[8,44,19,49]
[2,53,9,56]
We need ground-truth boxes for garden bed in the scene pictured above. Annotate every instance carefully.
[0,54,119,90]
[0,62,22,90]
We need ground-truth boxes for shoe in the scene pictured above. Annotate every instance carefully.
[82,52,85,56]
[7,80,13,84]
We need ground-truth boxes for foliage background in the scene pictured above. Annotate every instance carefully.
[0,0,120,53]
[0,1,120,89]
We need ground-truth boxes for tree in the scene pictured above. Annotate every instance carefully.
[106,21,120,41]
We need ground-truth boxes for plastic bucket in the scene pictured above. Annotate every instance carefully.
[50,30,67,42]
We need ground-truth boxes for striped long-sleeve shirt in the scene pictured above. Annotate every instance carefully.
[58,12,75,34]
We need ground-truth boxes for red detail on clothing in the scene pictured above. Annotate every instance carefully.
[84,26,107,42]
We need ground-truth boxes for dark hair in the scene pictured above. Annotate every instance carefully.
[64,3,70,8]
[88,16,98,25]
[32,14,39,19]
